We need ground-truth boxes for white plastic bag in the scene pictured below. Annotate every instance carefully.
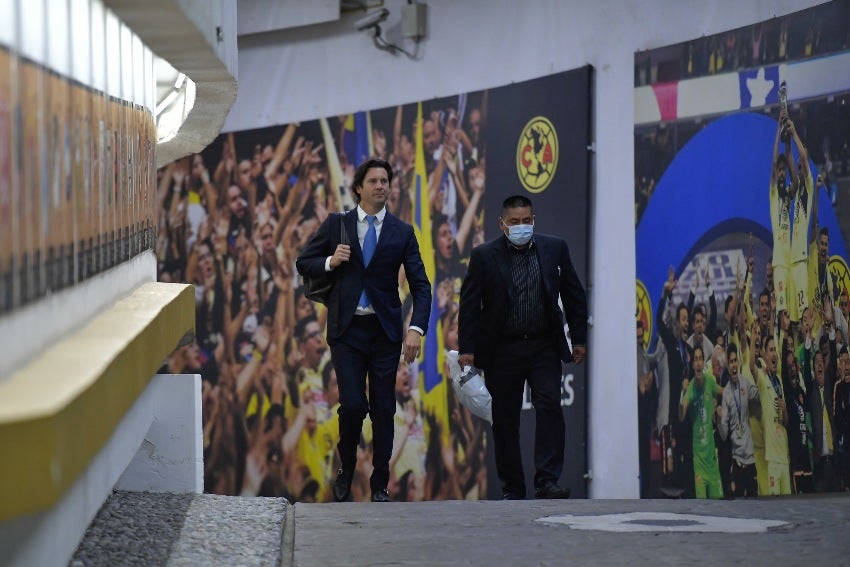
[446,350,492,424]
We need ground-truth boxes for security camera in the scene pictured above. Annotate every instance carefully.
[355,8,389,31]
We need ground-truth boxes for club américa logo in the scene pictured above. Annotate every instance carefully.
[516,116,558,193]
[829,255,850,298]
[636,279,652,351]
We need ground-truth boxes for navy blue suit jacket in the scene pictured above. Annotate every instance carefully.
[458,234,587,371]
[296,210,431,343]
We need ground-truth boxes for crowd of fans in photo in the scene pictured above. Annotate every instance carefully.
[155,98,491,502]
[637,105,850,499]
[635,1,850,87]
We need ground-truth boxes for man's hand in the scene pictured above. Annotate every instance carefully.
[664,265,677,296]
[572,345,586,364]
[458,353,475,368]
[786,118,796,136]
[330,244,351,268]
[253,324,271,354]
[403,329,422,364]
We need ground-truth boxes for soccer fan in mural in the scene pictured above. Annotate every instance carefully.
[717,343,760,498]
[678,344,724,498]
[781,113,815,329]
[769,108,795,323]
[654,268,694,498]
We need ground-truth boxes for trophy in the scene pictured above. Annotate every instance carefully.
[779,80,790,143]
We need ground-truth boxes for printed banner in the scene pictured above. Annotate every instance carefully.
[159,68,592,501]
[635,1,850,499]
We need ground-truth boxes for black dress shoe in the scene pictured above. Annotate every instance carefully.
[333,469,353,502]
[535,483,570,499]
[370,488,391,502]
[501,491,525,500]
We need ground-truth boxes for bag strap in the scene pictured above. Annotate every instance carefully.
[339,211,349,246]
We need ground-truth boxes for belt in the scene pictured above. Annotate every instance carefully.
[504,331,549,340]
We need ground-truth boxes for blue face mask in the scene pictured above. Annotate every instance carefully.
[505,223,533,246]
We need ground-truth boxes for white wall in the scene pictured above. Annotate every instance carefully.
[227,0,825,497]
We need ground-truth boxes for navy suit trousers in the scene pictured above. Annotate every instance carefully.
[330,314,400,491]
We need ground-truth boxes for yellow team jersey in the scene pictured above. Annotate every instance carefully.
[296,417,337,501]
[393,401,427,481]
[791,259,810,322]
[770,182,792,268]
[808,241,835,333]
[790,174,814,263]
[755,367,790,465]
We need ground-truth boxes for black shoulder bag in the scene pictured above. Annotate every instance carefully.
[303,212,348,305]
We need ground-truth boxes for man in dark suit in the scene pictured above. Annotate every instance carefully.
[655,271,695,497]
[458,194,587,500]
[296,159,431,503]
[802,316,840,493]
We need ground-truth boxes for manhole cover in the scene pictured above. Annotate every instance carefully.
[535,512,790,533]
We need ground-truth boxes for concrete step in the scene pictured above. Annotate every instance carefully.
[70,491,290,566]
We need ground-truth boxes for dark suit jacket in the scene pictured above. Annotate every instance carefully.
[803,337,837,462]
[457,234,587,372]
[296,210,431,343]
[655,293,693,426]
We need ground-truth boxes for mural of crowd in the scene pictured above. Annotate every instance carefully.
[156,96,490,502]
[635,0,850,86]
[635,2,850,499]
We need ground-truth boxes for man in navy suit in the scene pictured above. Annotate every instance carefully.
[458,194,587,500]
[296,159,431,502]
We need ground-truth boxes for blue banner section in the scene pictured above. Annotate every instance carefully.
[342,111,371,165]
[738,66,779,109]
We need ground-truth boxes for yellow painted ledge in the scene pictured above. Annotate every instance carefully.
[0,282,195,522]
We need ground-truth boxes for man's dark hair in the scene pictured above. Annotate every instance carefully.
[350,159,393,203]
[501,194,533,214]
[294,315,319,342]
[759,288,770,303]
[726,342,738,358]
[820,226,829,238]
[432,211,450,245]
[692,343,704,362]
[676,303,688,323]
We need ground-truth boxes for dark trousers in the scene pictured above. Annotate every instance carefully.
[814,455,841,492]
[486,336,564,497]
[716,433,733,497]
[329,314,400,491]
[731,459,758,498]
